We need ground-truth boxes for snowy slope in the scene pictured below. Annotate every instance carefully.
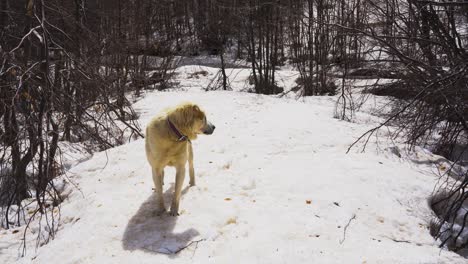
[1,67,467,263]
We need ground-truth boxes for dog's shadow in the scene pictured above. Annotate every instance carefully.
[122,184,199,255]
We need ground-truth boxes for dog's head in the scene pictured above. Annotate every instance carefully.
[191,104,215,135]
[178,103,215,136]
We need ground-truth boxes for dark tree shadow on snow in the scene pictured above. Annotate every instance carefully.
[122,184,199,256]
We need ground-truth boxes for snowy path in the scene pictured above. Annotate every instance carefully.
[3,90,466,263]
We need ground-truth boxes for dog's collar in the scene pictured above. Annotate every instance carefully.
[167,118,190,142]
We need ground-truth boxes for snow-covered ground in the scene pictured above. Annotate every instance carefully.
[1,66,466,263]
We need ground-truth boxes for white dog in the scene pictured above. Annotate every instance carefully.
[145,102,215,216]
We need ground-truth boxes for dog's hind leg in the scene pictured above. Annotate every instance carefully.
[152,167,166,214]
[188,143,195,186]
[170,164,186,216]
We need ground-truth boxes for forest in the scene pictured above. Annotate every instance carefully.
[1,0,468,260]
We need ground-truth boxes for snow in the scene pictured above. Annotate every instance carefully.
[1,66,467,263]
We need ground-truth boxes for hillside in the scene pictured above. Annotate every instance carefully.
[1,67,466,263]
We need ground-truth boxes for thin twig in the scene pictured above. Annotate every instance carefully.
[340,214,356,244]
[173,239,206,254]
[382,235,412,244]
[143,238,206,255]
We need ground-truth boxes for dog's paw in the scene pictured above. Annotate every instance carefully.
[189,181,196,187]
[155,207,167,216]
[169,210,180,217]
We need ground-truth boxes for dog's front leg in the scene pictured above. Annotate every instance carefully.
[188,143,195,186]
[170,164,186,216]
[152,167,166,214]
[161,169,165,185]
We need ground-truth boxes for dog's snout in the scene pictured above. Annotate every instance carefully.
[203,121,215,135]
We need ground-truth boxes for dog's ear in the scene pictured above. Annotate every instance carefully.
[191,104,205,119]
[176,103,202,128]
